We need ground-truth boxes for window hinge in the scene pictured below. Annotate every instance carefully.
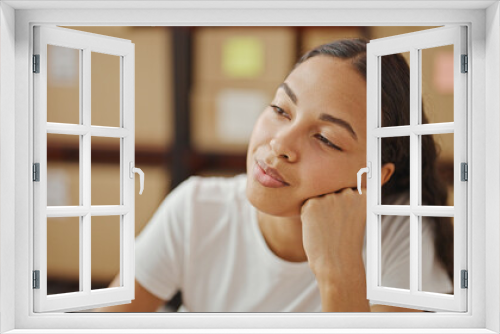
[461,162,468,181]
[461,54,468,73]
[461,270,468,289]
[33,270,40,289]
[33,54,40,73]
[33,163,40,182]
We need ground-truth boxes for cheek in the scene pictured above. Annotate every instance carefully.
[299,154,355,195]
[247,115,269,166]
[249,114,273,147]
[304,166,340,194]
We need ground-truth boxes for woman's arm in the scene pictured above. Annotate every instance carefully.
[315,262,424,312]
[301,187,370,312]
[92,276,166,312]
[315,256,370,312]
[301,188,425,313]
[370,305,424,312]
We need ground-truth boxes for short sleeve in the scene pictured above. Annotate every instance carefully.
[379,215,411,290]
[378,215,453,293]
[420,218,454,294]
[134,177,196,301]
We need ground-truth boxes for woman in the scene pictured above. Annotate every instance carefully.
[97,38,454,312]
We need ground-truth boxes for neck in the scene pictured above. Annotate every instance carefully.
[256,210,308,263]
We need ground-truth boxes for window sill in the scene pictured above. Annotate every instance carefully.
[3,329,499,334]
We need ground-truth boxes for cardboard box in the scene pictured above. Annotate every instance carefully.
[53,26,174,151]
[47,45,81,125]
[190,82,279,154]
[193,27,296,84]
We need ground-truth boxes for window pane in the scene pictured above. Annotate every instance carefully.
[380,52,410,127]
[91,52,120,127]
[47,217,80,295]
[381,136,410,205]
[91,216,121,290]
[421,216,454,294]
[421,45,454,124]
[47,45,80,124]
[381,215,410,290]
[91,137,121,205]
[421,133,454,206]
[47,134,80,206]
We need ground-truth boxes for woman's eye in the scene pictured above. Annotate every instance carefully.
[270,105,290,119]
[315,134,343,152]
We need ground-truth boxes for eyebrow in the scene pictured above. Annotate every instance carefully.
[319,113,358,141]
[279,82,358,141]
[279,82,298,105]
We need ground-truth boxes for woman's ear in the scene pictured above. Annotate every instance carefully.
[381,162,396,186]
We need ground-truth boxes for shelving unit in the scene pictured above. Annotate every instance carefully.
[45,25,454,304]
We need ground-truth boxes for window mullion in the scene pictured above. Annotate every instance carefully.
[409,47,420,294]
[373,123,455,137]
[82,47,92,294]
[122,50,135,292]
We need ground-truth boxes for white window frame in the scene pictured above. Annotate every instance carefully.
[1,1,498,333]
[365,26,468,313]
[33,25,136,313]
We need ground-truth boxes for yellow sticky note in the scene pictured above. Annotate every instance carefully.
[222,37,264,79]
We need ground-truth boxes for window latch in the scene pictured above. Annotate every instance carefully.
[357,162,371,195]
[129,162,144,195]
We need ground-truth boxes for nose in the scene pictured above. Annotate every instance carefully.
[270,133,298,162]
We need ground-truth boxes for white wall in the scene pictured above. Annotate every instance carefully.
[485,1,500,333]
[0,2,16,333]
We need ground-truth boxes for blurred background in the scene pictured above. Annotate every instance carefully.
[46,26,454,310]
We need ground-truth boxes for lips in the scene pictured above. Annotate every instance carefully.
[253,160,290,188]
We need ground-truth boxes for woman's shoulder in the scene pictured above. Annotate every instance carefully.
[383,191,410,205]
[380,192,439,245]
[181,174,251,234]
[181,173,248,204]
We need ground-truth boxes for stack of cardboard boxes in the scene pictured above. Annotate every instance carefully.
[45,26,455,292]
[190,27,297,154]
[46,27,172,290]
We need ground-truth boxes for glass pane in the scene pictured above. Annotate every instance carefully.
[421,45,454,124]
[47,134,80,206]
[91,216,121,290]
[421,133,454,206]
[47,217,80,295]
[91,137,121,205]
[381,215,410,290]
[380,52,410,127]
[47,45,80,124]
[381,136,410,205]
[91,52,120,127]
[421,216,454,294]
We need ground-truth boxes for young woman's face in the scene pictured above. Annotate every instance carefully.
[246,55,368,218]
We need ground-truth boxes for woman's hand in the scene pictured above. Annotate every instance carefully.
[301,187,369,311]
[300,187,367,286]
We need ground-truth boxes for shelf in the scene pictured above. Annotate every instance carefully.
[47,142,247,173]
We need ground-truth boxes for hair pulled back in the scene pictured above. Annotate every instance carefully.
[295,38,454,285]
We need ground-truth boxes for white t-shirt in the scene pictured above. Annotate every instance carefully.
[135,174,453,312]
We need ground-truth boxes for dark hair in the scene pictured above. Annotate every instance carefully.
[295,38,454,286]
